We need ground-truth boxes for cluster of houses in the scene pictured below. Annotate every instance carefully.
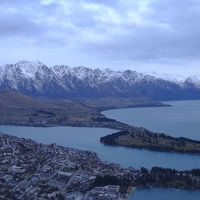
[0,133,140,199]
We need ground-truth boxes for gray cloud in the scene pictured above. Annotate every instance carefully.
[0,0,200,74]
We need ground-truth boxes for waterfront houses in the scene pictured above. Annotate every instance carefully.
[0,133,137,199]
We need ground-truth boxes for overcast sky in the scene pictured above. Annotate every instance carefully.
[0,0,200,75]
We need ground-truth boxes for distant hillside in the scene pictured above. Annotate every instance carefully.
[1,61,200,100]
[76,97,167,112]
[0,91,132,130]
[0,91,99,126]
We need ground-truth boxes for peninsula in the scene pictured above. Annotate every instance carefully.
[100,130,200,154]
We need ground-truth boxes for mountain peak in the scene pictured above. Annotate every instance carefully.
[14,60,45,77]
[16,60,44,66]
[185,76,200,87]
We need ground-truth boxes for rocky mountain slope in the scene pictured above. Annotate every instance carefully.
[1,61,200,100]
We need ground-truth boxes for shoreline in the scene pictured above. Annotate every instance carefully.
[100,141,200,155]
[125,186,136,199]
[0,133,200,193]
[100,102,171,113]
[1,100,200,156]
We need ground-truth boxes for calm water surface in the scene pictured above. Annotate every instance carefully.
[103,100,200,140]
[128,188,200,200]
[0,100,200,170]
[0,125,199,170]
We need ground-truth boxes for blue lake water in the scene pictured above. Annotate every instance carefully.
[103,100,200,140]
[128,188,200,200]
[0,100,200,170]
[0,125,199,170]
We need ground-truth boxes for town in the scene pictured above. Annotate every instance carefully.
[0,133,140,200]
[1,133,199,200]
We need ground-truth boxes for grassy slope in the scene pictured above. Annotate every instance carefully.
[0,91,132,130]
[0,91,100,126]
[74,97,169,111]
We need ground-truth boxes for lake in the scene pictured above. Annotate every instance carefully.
[1,100,200,199]
[128,188,200,200]
[0,101,200,171]
[0,125,199,170]
[103,100,200,140]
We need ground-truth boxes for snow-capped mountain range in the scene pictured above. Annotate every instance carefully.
[0,60,200,100]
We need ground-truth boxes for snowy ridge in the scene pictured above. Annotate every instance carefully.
[185,76,200,87]
[144,72,187,83]
[0,61,200,100]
